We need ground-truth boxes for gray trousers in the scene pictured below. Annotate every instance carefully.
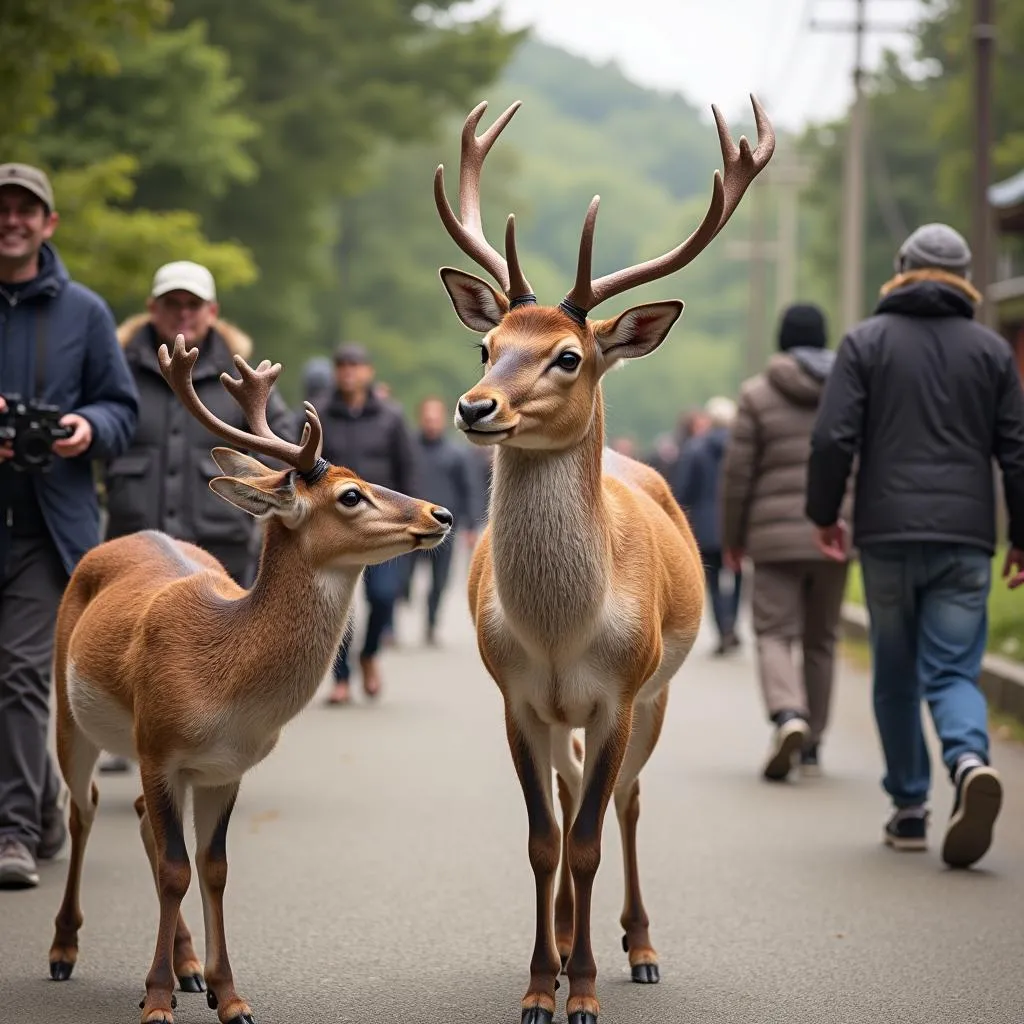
[0,534,67,854]
[751,559,850,744]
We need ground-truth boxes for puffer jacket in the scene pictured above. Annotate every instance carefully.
[104,315,296,557]
[722,347,852,562]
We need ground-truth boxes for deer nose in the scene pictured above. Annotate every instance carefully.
[457,397,497,427]
[432,507,453,527]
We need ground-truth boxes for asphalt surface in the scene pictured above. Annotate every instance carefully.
[3,554,1024,1024]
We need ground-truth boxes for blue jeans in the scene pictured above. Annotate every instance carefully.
[860,542,991,808]
[332,558,404,681]
[703,549,742,640]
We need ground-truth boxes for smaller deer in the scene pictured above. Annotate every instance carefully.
[47,336,452,1024]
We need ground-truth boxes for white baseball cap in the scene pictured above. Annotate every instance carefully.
[150,261,217,302]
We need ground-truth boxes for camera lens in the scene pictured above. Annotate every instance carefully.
[18,427,52,466]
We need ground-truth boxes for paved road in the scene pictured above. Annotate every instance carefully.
[3,558,1024,1024]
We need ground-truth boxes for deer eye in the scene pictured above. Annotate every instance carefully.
[477,343,488,365]
[338,488,362,508]
[554,351,581,372]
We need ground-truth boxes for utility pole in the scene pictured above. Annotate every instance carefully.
[972,0,996,328]
[811,0,911,332]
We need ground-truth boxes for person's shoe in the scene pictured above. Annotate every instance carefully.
[942,757,1003,869]
[38,789,68,861]
[98,753,132,774]
[800,742,821,778]
[883,807,929,851]
[360,656,382,699]
[0,837,40,889]
[762,712,810,782]
[426,624,438,647]
[326,680,351,706]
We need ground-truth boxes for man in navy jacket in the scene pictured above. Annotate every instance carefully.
[0,163,138,888]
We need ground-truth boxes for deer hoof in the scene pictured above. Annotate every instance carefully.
[49,960,74,981]
[225,1015,256,1024]
[522,1009,554,1024]
[178,973,206,993]
[140,995,177,1010]
[631,963,660,984]
[206,990,218,1010]
[621,934,629,952]
[568,1013,598,1024]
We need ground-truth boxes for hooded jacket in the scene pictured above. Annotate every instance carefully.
[0,243,138,575]
[104,314,297,554]
[722,347,850,562]
[806,272,1024,553]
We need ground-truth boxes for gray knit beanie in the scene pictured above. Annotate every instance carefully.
[895,223,972,277]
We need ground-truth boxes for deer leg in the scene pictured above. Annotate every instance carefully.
[193,782,253,1024]
[552,728,584,971]
[133,795,205,993]
[49,714,100,980]
[614,690,669,984]
[506,704,561,1024]
[139,764,190,1024]
[565,702,633,1024]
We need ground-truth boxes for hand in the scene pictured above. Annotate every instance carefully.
[52,414,93,459]
[724,548,744,573]
[814,521,849,562]
[0,396,10,463]
[1003,546,1024,590]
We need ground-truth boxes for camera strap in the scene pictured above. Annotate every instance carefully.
[34,305,49,401]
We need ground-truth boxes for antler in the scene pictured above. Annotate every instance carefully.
[563,94,776,316]
[434,101,533,301]
[157,334,324,475]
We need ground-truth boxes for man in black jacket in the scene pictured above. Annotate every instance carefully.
[807,223,1024,868]
[322,343,418,704]
[107,261,295,586]
[400,396,479,645]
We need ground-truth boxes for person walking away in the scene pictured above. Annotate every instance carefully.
[722,303,852,781]
[300,355,334,415]
[401,397,480,645]
[321,343,418,704]
[675,396,742,654]
[97,261,295,774]
[807,223,1024,868]
[0,164,138,887]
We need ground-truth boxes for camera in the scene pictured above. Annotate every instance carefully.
[0,394,73,473]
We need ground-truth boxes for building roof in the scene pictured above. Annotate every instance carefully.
[991,170,1024,232]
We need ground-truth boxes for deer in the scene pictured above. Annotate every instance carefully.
[46,335,453,1024]
[432,97,774,1024]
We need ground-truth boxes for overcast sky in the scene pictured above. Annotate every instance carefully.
[461,0,927,131]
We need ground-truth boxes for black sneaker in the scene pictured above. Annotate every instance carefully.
[762,712,809,782]
[942,758,1002,869]
[800,743,821,778]
[884,807,928,851]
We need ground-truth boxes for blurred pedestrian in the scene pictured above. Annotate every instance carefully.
[807,223,1024,867]
[321,343,418,704]
[400,397,481,645]
[645,432,680,482]
[0,165,137,886]
[300,355,333,414]
[722,303,851,781]
[675,396,740,654]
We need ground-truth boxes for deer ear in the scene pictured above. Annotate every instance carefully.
[210,470,306,527]
[210,447,268,480]
[440,268,509,333]
[593,300,684,367]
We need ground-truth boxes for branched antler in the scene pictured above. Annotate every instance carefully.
[158,334,324,475]
[563,94,776,315]
[434,101,533,301]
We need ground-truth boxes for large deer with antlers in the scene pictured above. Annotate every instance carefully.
[434,97,774,1024]
[46,336,452,1024]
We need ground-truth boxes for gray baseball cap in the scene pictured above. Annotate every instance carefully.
[895,223,972,276]
[0,163,55,210]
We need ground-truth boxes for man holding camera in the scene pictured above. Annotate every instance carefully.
[0,164,138,888]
